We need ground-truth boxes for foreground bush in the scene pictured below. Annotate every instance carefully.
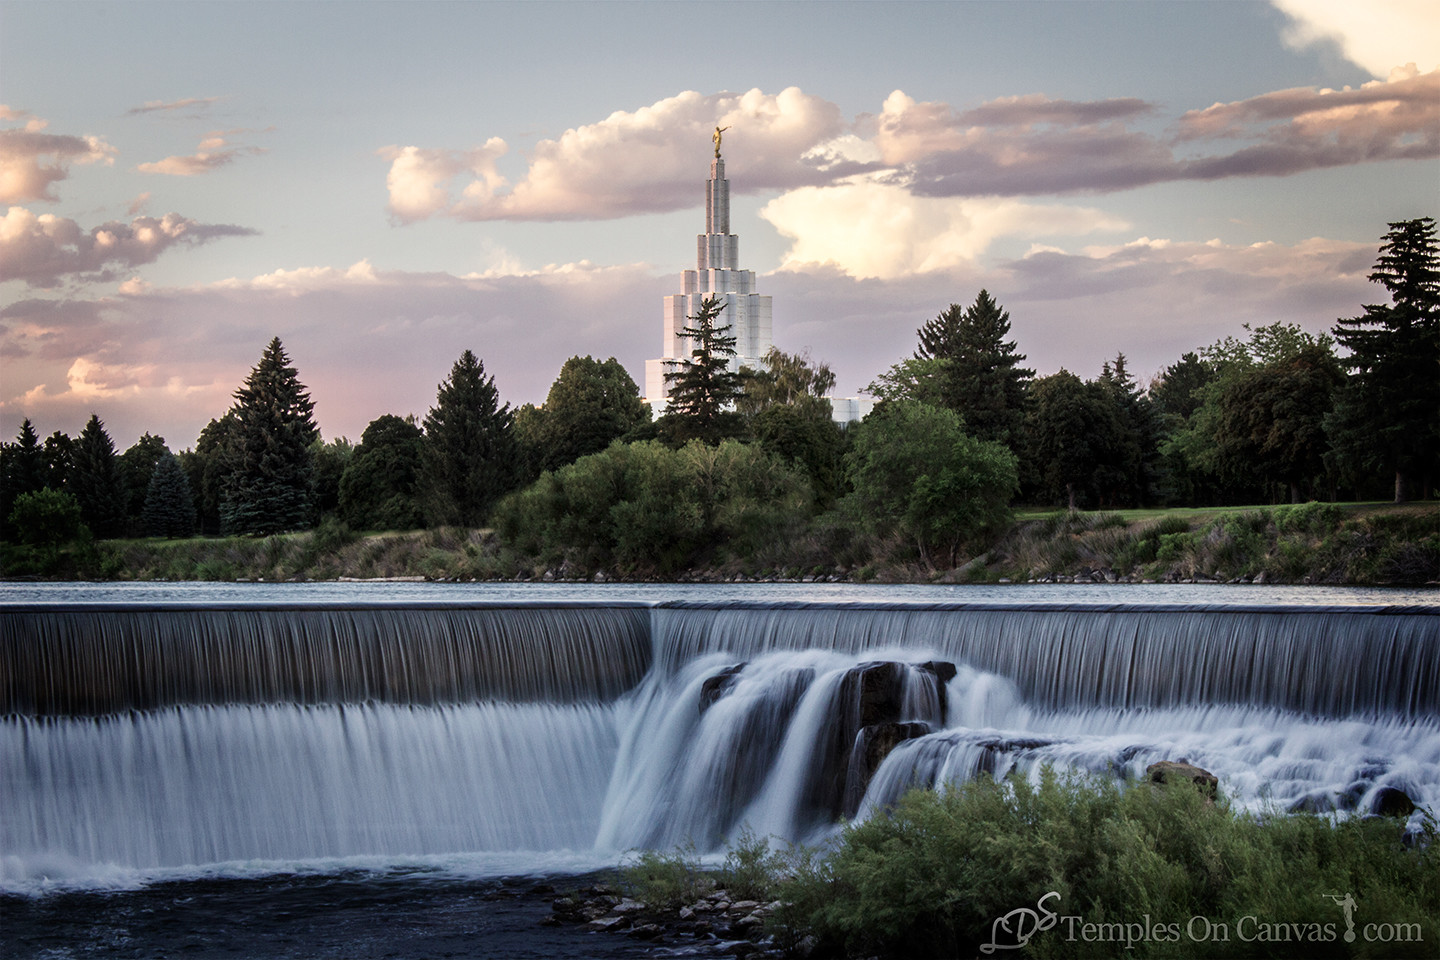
[778,771,1437,959]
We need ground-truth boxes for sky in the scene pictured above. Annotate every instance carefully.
[1,0,1437,450]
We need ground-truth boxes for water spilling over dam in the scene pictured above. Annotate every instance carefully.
[3,597,1437,888]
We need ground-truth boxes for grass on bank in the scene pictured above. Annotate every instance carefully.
[620,771,1438,960]
[3,500,1437,584]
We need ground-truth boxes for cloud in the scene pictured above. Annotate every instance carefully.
[126,96,221,116]
[0,259,663,448]
[874,90,1178,197]
[1270,0,1440,76]
[0,108,117,203]
[1175,66,1439,178]
[761,179,1127,280]
[0,207,258,287]
[872,73,1438,198]
[137,129,265,176]
[383,87,854,222]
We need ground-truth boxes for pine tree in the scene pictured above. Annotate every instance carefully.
[142,453,197,538]
[913,290,1033,445]
[221,337,318,535]
[1328,217,1440,502]
[419,350,517,527]
[118,433,170,533]
[662,295,744,443]
[69,414,127,538]
[1,419,48,537]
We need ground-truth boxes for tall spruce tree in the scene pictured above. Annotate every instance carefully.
[913,290,1033,445]
[1,419,48,537]
[221,337,318,535]
[661,295,745,444]
[118,433,170,534]
[142,453,197,538]
[69,414,127,538]
[1327,217,1440,502]
[419,349,517,527]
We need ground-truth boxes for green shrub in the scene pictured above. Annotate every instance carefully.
[778,771,1439,960]
[717,826,786,903]
[619,840,713,909]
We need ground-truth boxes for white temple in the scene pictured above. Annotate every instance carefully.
[643,135,870,422]
[644,134,771,413]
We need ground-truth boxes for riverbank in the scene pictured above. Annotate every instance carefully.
[4,501,1437,586]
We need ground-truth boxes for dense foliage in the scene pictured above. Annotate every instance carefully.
[3,218,1436,575]
[844,401,1017,566]
[221,338,319,535]
[419,349,518,527]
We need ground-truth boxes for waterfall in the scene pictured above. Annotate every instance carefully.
[0,604,652,713]
[2,599,1436,886]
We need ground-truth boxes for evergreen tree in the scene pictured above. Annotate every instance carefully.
[142,453,197,538]
[1328,217,1440,502]
[1093,354,1159,507]
[69,414,127,538]
[117,433,170,533]
[186,413,241,535]
[339,414,425,530]
[419,350,517,527]
[661,295,745,444]
[221,337,318,535]
[1,419,48,537]
[913,290,1033,445]
[43,430,73,490]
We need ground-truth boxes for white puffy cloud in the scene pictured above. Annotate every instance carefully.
[0,108,116,203]
[1270,0,1440,76]
[761,179,1127,280]
[0,207,257,287]
[383,87,852,222]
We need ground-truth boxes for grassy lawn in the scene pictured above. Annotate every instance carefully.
[1014,501,1438,524]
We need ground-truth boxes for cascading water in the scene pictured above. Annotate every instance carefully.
[2,598,1437,892]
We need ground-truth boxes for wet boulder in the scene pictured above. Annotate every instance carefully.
[843,720,932,817]
[1370,786,1415,818]
[1146,760,1218,800]
[699,663,746,713]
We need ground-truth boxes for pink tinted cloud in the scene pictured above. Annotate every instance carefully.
[0,207,258,287]
[879,70,1438,198]
[137,129,266,176]
[0,108,117,204]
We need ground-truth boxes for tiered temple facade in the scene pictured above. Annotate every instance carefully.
[644,151,771,412]
[643,140,870,422]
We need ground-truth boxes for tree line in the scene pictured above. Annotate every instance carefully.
[1,217,1435,572]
